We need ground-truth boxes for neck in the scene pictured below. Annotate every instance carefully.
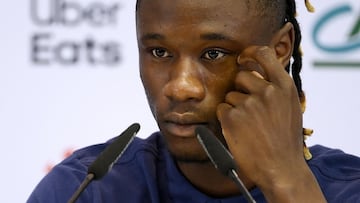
[176,160,254,197]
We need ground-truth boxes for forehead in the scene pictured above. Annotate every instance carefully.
[136,0,271,44]
[138,0,250,19]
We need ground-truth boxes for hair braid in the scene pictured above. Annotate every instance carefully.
[284,0,316,160]
[285,0,304,99]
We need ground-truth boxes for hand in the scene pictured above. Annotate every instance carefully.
[217,46,325,202]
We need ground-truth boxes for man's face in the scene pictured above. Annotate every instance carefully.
[136,0,272,162]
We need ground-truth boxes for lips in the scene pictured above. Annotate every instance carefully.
[163,112,207,138]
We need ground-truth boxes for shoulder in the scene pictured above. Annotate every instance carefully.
[72,131,164,166]
[308,145,360,202]
[27,132,165,203]
[62,131,165,165]
[308,145,360,179]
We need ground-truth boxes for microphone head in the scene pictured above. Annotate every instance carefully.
[88,123,140,180]
[195,126,236,177]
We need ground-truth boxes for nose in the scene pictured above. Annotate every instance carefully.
[164,57,205,102]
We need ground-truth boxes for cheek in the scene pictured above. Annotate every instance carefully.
[206,79,234,110]
[207,68,237,99]
[140,64,167,118]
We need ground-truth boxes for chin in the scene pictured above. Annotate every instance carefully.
[170,149,211,163]
[165,136,211,163]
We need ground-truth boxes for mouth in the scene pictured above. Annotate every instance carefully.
[163,113,207,138]
[165,122,207,138]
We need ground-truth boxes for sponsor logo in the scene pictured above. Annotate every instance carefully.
[312,3,360,67]
[30,0,122,66]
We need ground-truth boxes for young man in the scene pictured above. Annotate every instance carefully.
[28,0,360,202]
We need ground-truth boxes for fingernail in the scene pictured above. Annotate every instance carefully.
[236,55,241,64]
[251,71,264,79]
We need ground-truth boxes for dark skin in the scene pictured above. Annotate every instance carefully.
[137,0,326,202]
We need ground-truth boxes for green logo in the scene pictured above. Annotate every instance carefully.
[312,4,360,67]
[349,13,360,39]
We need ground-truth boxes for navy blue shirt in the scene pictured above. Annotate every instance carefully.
[28,132,360,202]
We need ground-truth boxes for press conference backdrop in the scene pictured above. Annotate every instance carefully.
[0,0,359,202]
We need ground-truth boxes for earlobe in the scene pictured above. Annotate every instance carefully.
[270,22,295,68]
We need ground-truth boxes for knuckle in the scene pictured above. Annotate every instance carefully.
[242,96,256,109]
[254,46,272,59]
[263,84,278,98]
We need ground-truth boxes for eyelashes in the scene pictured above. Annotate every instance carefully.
[151,48,172,58]
[202,49,227,60]
[149,47,229,61]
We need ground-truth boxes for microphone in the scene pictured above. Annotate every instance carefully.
[67,123,141,203]
[195,126,256,203]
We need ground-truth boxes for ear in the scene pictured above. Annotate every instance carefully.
[269,22,295,68]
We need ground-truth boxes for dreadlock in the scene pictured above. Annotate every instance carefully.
[284,0,306,101]
[284,0,315,160]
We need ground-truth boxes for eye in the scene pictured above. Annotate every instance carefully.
[151,48,171,58]
[202,49,226,60]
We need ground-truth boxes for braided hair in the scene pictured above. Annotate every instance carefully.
[284,0,315,160]
[285,0,314,103]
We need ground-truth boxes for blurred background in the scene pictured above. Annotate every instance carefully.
[0,0,359,202]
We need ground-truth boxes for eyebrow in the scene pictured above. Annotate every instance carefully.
[140,32,236,42]
[200,33,236,42]
[140,33,165,42]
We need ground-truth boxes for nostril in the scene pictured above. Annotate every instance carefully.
[164,76,205,102]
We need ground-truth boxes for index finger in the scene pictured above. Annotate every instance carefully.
[238,46,292,87]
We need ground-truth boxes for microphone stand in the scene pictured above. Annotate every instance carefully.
[68,173,95,203]
[228,169,256,203]
[67,123,140,203]
[196,126,256,203]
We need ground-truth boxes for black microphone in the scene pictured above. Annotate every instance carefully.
[195,126,256,203]
[67,123,141,203]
